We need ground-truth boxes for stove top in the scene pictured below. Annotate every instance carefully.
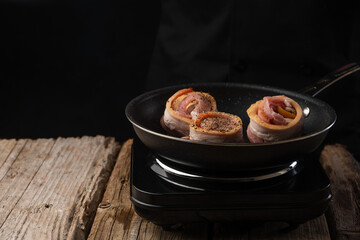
[130,138,331,227]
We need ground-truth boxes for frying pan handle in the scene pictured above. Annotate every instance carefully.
[298,62,360,97]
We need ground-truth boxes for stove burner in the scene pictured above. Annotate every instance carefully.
[149,154,303,191]
[155,157,298,182]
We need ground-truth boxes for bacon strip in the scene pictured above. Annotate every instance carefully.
[246,95,303,143]
[162,88,217,136]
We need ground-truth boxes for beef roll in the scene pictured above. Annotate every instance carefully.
[246,95,303,143]
[162,88,217,136]
[189,112,243,143]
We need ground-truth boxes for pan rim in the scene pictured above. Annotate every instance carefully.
[127,116,336,147]
[125,82,337,147]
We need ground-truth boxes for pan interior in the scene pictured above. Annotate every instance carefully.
[126,83,337,145]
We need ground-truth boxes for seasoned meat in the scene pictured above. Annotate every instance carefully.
[190,112,243,143]
[246,95,303,143]
[162,88,217,136]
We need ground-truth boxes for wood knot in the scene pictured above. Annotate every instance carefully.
[8,172,17,179]
[45,204,53,209]
[84,200,91,214]
[99,201,111,209]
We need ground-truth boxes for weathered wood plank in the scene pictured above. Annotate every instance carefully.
[0,139,54,227]
[0,139,20,180]
[88,139,210,240]
[0,136,120,240]
[320,144,360,240]
[87,139,134,240]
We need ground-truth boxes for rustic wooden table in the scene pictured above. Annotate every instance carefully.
[0,136,359,239]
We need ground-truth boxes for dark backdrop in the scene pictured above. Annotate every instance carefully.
[0,0,359,158]
[0,0,160,141]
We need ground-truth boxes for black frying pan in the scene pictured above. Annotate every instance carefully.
[126,63,360,171]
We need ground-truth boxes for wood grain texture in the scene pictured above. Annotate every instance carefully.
[5,138,359,239]
[87,139,134,240]
[320,144,360,240]
[88,139,210,240]
[88,140,333,240]
[0,136,120,240]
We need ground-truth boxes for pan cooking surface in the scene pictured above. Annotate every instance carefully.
[127,82,336,145]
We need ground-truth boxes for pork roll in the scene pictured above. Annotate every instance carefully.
[162,88,217,136]
[246,95,303,143]
[189,112,243,143]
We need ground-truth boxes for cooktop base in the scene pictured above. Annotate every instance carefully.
[130,138,331,226]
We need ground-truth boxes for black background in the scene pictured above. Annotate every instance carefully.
[0,0,160,141]
[0,0,359,158]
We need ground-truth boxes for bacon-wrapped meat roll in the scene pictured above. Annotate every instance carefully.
[189,112,243,143]
[246,95,303,143]
[162,88,217,136]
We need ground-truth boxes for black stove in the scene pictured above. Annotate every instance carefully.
[130,137,331,227]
